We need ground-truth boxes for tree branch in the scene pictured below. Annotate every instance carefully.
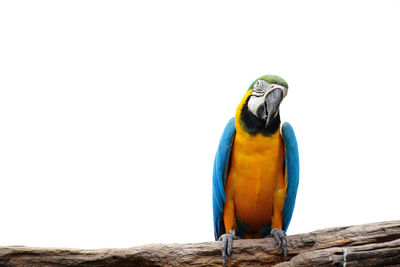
[1,221,400,266]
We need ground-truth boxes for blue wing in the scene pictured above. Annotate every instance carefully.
[212,118,236,241]
[281,122,300,232]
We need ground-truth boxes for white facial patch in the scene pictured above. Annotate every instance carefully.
[247,93,266,116]
[247,80,288,117]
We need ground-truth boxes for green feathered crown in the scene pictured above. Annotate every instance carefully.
[248,75,288,91]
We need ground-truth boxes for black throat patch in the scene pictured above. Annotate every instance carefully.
[239,98,280,136]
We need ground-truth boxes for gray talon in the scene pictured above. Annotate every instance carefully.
[219,229,237,267]
[271,228,288,261]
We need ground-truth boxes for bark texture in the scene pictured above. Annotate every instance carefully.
[1,221,400,266]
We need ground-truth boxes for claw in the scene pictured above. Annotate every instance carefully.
[218,229,238,267]
[271,228,288,261]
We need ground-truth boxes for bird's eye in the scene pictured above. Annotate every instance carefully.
[252,80,270,97]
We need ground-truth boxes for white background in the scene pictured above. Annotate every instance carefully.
[1,0,399,249]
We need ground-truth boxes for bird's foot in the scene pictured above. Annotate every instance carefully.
[218,229,239,267]
[271,228,288,261]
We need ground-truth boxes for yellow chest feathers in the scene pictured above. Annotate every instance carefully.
[228,129,285,188]
[226,127,286,231]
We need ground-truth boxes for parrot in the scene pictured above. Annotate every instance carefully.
[212,75,299,266]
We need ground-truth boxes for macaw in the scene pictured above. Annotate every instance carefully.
[212,75,299,266]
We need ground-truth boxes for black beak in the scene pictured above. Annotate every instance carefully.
[263,89,283,127]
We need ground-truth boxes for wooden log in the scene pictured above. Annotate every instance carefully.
[1,221,400,266]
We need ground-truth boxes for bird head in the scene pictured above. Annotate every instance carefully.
[246,75,288,128]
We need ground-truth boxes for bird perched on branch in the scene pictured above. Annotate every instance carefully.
[212,75,299,266]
